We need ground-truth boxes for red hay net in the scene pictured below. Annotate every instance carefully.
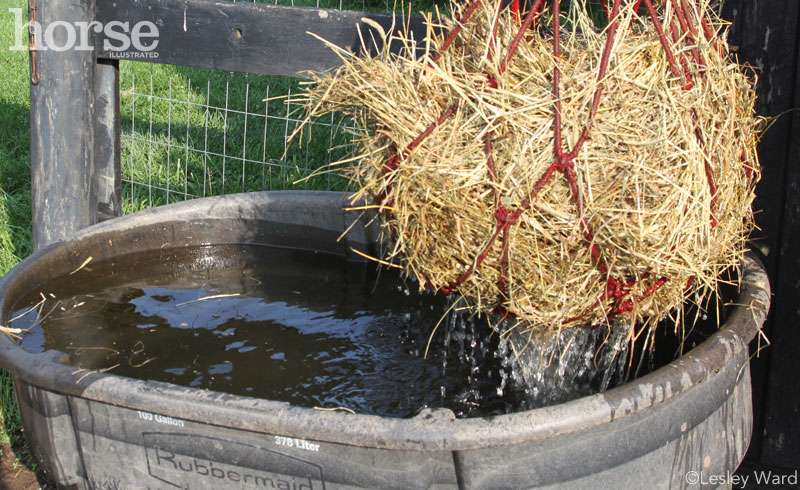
[379,0,727,325]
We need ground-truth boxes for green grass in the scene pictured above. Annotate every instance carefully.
[114,0,455,209]
[0,0,33,450]
[114,0,439,210]
[117,63,356,211]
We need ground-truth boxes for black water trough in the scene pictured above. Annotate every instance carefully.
[0,191,770,489]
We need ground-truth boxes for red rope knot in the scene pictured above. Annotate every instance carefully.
[494,205,520,226]
[606,277,627,298]
[555,152,576,172]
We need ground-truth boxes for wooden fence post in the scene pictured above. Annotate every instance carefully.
[29,0,96,250]
[722,0,800,469]
[29,0,121,250]
[94,58,122,222]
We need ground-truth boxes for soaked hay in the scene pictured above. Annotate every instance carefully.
[297,0,761,337]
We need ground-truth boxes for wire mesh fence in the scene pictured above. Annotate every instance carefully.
[117,0,611,213]
[118,0,397,212]
[119,64,349,211]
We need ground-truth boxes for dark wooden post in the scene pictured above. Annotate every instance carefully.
[29,0,97,251]
[29,0,121,250]
[761,20,800,468]
[722,0,800,471]
[94,58,122,222]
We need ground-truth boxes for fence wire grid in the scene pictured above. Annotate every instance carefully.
[119,0,610,212]
[119,0,400,212]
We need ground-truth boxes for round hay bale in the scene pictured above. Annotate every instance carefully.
[300,0,761,335]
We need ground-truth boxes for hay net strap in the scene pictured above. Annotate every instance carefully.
[384,0,722,323]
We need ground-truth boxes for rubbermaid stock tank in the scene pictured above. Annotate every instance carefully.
[0,191,770,489]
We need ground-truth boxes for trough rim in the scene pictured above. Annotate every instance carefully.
[0,190,771,452]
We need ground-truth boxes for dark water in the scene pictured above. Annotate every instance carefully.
[8,244,528,418]
[7,244,724,418]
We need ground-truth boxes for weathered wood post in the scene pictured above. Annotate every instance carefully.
[28,0,120,251]
[94,58,122,222]
[721,0,800,472]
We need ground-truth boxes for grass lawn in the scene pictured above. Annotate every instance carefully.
[0,0,34,454]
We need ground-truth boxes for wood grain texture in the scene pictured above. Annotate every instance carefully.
[94,59,121,222]
[95,0,431,77]
[722,0,800,468]
[762,15,800,468]
[30,0,97,250]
